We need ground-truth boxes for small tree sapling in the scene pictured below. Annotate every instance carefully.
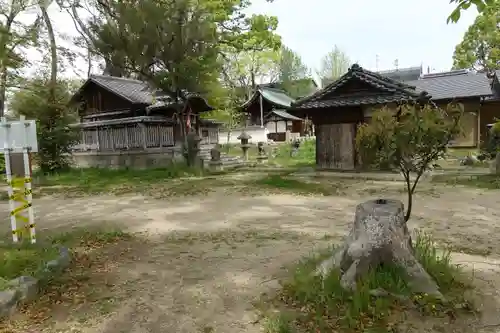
[356,102,463,221]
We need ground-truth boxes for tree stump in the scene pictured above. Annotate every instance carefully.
[317,199,443,299]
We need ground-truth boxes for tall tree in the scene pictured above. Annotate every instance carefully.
[317,46,351,85]
[278,46,312,98]
[452,2,500,73]
[220,48,280,101]
[278,46,309,82]
[60,0,280,97]
[0,0,41,116]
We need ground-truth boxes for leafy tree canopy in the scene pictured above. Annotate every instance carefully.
[448,0,495,23]
[356,103,463,221]
[317,46,351,85]
[452,1,500,72]
[62,0,281,101]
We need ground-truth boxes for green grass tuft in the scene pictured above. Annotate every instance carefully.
[0,242,59,281]
[252,174,340,196]
[264,232,473,332]
[432,173,500,189]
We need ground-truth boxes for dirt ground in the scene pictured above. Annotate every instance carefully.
[2,178,500,332]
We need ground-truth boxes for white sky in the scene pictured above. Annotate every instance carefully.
[25,0,478,79]
[247,0,478,73]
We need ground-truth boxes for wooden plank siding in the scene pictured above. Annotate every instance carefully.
[316,123,356,170]
[76,125,218,152]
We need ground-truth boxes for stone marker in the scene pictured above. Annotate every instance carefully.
[209,144,223,171]
[256,141,268,164]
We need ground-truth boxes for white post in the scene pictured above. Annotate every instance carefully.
[21,115,35,243]
[259,92,264,128]
[2,117,18,243]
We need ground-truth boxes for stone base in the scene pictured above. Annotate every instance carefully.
[209,161,223,172]
[256,155,268,164]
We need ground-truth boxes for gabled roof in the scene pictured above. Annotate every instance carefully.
[72,75,156,104]
[241,87,295,109]
[292,64,428,109]
[406,70,492,100]
[70,74,213,112]
[266,109,302,121]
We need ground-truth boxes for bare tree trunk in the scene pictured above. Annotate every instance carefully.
[40,1,57,99]
[0,11,16,117]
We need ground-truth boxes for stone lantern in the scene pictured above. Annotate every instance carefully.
[237,131,252,161]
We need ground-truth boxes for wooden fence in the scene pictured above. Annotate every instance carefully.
[74,123,218,151]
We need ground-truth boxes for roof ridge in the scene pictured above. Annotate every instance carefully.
[259,86,290,94]
[90,74,147,84]
[293,64,422,107]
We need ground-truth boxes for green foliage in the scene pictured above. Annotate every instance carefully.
[9,78,80,173]
[266,232,471,332]
[253,174,339,196]
[356,103,463,220]
[452,2,500,72]
[448,0,496,23]
[0,243,58,281]
[79,0,281,97]
[317,46,351,84]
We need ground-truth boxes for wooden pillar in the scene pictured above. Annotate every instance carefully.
[259,93,264,128]
[477,106,481,149]
[139,123,147,149]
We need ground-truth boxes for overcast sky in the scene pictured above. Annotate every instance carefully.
[30,0,478,79]
[247,0,478,73]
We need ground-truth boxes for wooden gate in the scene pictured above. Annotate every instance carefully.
[316,123,356,170]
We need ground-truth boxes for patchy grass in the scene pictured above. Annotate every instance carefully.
[25,166,237,198]
[225,140,316,168]
[0,242,59,284]
[432,173,500,189]
[34,164,205,189]
[250,173,342,196]
[1,227,134,331]
[262,232,473,333]
[270,140,315,167]
[446,148,478,159]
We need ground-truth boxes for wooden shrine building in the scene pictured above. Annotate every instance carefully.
[288,64,430,170]
[239,86,304,141]
[69,75,219,168]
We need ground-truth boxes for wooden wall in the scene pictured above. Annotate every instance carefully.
[480,101,500,145]
[79,83,136,118]
[316,123,356,170]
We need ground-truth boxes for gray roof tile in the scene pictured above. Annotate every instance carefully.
[292,64,426,109]
[267,109,302,120]
[406,71,492,100]
[73,75,213,112]
[376,66,422,82]
[90,75,155,104]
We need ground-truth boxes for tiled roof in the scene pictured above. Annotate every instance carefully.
[376,66,422,82]
[72,75,213,112]
[406,70,492,100]
[267,109,303,121]
[88,75,156,104]
[292,64,427,109]
[241,87,296,109]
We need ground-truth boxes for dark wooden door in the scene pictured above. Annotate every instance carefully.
[316,123,355,170]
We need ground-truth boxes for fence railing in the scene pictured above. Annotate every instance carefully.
[74,124,218,152]
[74,123,175,151]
